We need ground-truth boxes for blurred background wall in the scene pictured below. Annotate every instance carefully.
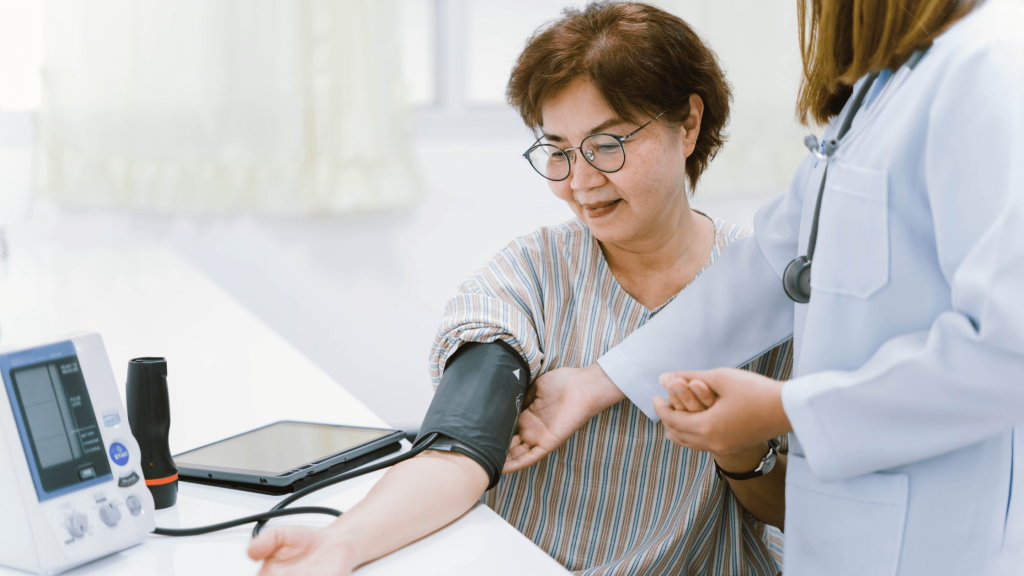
[0,0,808,435]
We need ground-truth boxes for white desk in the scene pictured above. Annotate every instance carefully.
[0,242,568,575]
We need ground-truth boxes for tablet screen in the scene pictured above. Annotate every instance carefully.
[174,422,392,475]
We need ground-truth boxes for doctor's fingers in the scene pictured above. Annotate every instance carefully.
[662,421,708,451]
[663,428,697,449]
[658,370,689,389]
[660,368,731,391]
[653,397,715,450]
[666,383,706,412]
[688,380,717,408]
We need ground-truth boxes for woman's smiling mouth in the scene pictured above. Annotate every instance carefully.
[581,199,622,219]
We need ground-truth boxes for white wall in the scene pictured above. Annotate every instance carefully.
[0,0,807,433]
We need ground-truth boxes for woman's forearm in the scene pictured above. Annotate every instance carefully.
[581,363,626,414]
[715,443,786,530]
[324,450,490,569]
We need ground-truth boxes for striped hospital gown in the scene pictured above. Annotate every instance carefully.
[429,217,792,575]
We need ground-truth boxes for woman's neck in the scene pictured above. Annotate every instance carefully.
[600,206,716,310]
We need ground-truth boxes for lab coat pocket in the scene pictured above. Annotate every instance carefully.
[785,455,908,576]
[811,162,889,298]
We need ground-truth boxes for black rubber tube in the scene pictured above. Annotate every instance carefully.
[152,507,342,537]
[151,434,439,539]
[250,433,439,538]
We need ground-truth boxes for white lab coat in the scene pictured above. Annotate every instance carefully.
[596,1,1024,574]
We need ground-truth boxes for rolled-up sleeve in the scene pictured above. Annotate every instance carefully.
[429,242,546,388]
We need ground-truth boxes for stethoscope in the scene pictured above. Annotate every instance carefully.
[782,49,927,303]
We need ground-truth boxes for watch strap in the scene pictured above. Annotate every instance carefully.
[714,439,779,481]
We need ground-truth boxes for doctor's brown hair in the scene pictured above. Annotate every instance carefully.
[797,0,978,125]
[506,1,731,193]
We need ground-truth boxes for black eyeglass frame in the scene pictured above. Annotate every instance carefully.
[522,111,667,182]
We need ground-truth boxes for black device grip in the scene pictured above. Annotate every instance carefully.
[126,357,177,509]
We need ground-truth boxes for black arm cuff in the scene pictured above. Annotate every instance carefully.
[415,341,529,490]
[426,434,500,488]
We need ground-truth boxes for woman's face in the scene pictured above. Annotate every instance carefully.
[538,78,698,247]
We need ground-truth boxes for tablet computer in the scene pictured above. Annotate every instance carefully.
[174,421,405,491]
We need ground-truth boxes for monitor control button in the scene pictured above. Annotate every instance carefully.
[78,467,96,480]
[98,502,121,527]
[66,513,89,537]
[126,495,142,517]
[103,413,121,427]
[109,443,130,466]
[118,472,140,487]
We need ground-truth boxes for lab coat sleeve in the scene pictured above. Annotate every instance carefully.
[597,159,809,421]
[782,40,1024,482]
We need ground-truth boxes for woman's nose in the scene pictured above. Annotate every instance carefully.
[570,151,606,191]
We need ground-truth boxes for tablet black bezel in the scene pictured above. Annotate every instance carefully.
[173,420,406,488]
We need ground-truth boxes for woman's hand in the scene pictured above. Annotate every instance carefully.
[653,368,792,455]
[248,526,358,576]
[504,364,625,473]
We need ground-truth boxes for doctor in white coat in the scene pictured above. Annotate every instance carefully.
[504,0,1024,574]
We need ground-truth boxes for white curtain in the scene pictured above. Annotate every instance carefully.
[38,0,421,215]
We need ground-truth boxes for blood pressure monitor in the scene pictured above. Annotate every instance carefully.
[0,333,155,575]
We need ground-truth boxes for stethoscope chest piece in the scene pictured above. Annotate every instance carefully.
[783,255,812,304]
[782,69,883,304]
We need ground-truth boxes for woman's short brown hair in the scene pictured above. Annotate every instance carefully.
[507,1,731,193]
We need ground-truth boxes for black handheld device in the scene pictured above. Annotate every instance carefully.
[126,357,177,509]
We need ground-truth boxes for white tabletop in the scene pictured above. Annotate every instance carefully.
[0,242,568,575]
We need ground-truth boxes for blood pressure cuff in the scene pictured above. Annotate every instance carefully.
[414,341,529,490]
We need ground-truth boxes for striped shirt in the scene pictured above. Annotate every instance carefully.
[429,217,793,575]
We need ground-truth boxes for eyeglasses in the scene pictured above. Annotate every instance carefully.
[522,111,666,182]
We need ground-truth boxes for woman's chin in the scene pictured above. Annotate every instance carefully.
[584,219,636,247]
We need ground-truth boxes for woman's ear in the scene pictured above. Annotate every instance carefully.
[681,93,704,157]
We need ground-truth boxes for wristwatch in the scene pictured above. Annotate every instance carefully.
[714,439,780,481]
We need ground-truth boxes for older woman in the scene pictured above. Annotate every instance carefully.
[248,3,791,575]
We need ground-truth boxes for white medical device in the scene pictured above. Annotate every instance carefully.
[0,333,155,575]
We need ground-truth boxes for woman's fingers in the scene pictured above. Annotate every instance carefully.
[524,384,538,408]
[248,528,285,561]
[503,446,547,473]
[506,441,531,462]
[507,432,524,451]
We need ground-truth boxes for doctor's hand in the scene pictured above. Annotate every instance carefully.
[664,377,718,412]
[248,526,357,576]
[504,364,626,473]
[653,368,792,456]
